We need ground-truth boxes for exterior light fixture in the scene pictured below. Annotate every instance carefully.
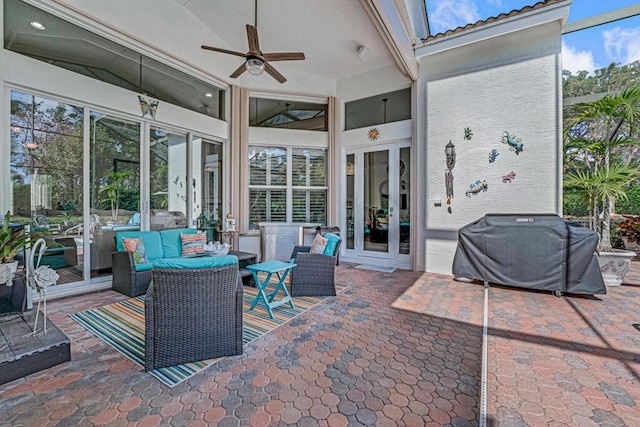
[357,45,371,63]
[245,56,265,76]
[205,93,213,97]
[30,21,45,30]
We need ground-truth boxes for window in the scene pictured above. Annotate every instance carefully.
[249,98,327,131]
[345,88,411,130]
[3,0,224,119]
[248,146,327,229]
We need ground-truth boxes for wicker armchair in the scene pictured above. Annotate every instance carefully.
[112,251,152,297]
[289,238,341,297]
[145,264,243,371]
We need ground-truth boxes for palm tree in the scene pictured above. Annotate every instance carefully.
[564,165,637,248]
[100,171,128,222]
[564,86,640,251]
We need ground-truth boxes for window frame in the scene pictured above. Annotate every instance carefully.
[247,144,328,230]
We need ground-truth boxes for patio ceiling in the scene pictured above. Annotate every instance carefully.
[171,0,399,82]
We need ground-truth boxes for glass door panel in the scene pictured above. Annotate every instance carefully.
[364,150,389,253]
[399,147,410,255]
[89,112,140,278]
[345,144,410,263]
[346,154,355,249]
[149,127,187,230]
[10,90,84,285]
[195,139,223,242]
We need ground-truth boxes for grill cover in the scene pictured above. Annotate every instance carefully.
[452,214,605,295]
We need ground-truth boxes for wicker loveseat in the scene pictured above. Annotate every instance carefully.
[112,228,238,297]
[289,232,341,296]
[145,264,243,371]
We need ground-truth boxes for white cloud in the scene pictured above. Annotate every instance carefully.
[562,42,597,75]
[486,0,503,6]
[429,0,480,34]
[603,27,640,64]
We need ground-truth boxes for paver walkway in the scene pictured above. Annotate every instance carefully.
[0,261,638,426]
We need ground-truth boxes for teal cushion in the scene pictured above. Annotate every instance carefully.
[115,231,164,261]
[152,254,238,269]
[159,228,198,259]
[323,233,341,256]
[134,262,154,272]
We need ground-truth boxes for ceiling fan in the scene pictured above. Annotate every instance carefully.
[201,4,305,84]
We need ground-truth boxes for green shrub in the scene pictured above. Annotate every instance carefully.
[616,186,640,214]
[611,223,626,250]
[563,190,589,217]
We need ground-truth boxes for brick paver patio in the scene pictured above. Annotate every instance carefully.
[1,261,638,426]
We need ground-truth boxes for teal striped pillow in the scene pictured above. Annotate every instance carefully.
[180,232,206,257]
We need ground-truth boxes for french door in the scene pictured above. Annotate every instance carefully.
[345,142,410,267]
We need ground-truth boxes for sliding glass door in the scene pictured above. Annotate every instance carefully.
[149,127,188,230]
[7,88,226,297]
[89,112,141,279]
[9,90,85,285]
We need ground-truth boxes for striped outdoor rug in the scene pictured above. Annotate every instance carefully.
[71,283,346,387]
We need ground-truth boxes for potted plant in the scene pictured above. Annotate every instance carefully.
[0,211,30,284]
[564,86,640,286]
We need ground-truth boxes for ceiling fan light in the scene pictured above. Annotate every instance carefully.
[246,57,265,76]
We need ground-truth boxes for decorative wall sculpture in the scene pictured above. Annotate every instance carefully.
[465,179,488,197]
[367,127,380,141]
[488,149,499,163]
[502,171,516,183]
[501,131,523,154]
[464,127,473,140]
[444,141,456,213]
[138,95,159,119]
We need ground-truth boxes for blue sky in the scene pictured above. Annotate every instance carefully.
[425,0,640,74]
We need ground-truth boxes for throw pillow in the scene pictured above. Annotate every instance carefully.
[323,233,341,256]
[310,234,327,254]
[181,232,206,257]
[122,237,148,264]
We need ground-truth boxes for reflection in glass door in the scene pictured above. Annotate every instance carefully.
[9,90,84,285]
[149,127,187,230]
[364,150,389,253]
[346,154,355,249]
[398,147,410,255]
[196,139,223,242]
[89,112,140,279]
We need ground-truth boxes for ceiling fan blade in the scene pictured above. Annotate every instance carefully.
[246,25,260,54]
[264,62,287,83]
[201,45,247,58]
[263,52,306,62]
[229,62,248,78]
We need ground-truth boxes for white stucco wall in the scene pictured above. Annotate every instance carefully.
[417,20,564,275]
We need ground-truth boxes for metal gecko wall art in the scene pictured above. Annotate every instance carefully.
[488,149,499,163]
[463,127,473,140]
[466,179,488,197]
[502,171,516,183]
[502,131,523,155]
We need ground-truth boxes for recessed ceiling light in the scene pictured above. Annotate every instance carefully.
[30,21,46,30]
[205,93,213,97]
